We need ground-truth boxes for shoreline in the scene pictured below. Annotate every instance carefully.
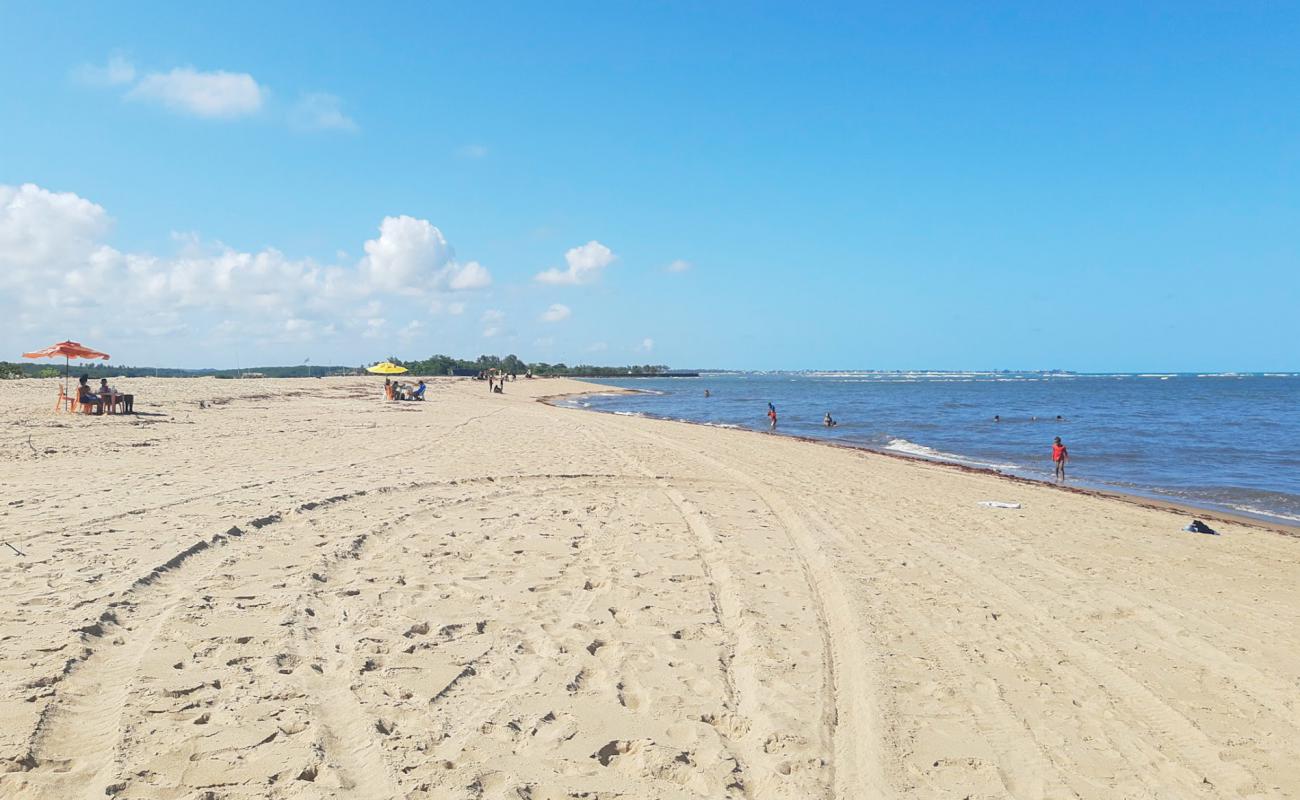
[542,389,1300,538]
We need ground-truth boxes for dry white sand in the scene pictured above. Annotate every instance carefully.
[1,375,1298,799]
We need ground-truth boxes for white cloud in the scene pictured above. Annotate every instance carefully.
[127,67,265,118]
[0,183,495,356]
[448,260,491,290]
[428,298,467,316]
[479,309,505,338]
[362,318,387,338]
[362,216,449,292]
[457,144,489,159]
[75,54,136,86]
[535,240,615,285]
[666,259,692,273]
[399,320,424,341]
[0,183,110,269]
[360,216,491,293]
[78,55,353,132]
[291,92,357,132]
[540,303,571,322]
[638,338,655,352]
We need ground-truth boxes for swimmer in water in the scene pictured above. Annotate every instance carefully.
[824,412,836,427]
[704,389,710,398]
[768,406,777,430]
[994,415,1001,423]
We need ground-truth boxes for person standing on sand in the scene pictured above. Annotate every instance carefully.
[1053,436,1069,481]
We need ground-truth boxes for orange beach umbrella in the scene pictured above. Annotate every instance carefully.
[22,340,110,393]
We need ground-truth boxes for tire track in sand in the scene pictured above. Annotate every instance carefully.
[13,512,296,799]
[584,421,834,799]
[591,415,892,800]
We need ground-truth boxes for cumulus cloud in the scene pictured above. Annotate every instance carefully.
[448,261,491,290]
[360,216,491,294]
[535,240,615,285]
[540,303,571,322]
[127,67,265,118]
[0,183,110,269]
[666,259,692,273]
[361,216,451,292]
[291,92,357,132]
[0,183,493,353]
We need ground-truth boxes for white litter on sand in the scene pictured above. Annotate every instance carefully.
[978,501,1022,509]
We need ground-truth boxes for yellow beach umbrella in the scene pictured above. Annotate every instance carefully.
[366,361,408,375]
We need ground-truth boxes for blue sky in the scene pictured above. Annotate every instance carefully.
[2,3,1297,371]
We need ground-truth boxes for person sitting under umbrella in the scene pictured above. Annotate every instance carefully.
[98,378,133,413]
[77,375,103,413]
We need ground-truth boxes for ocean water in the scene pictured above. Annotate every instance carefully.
[561,372,1300,525]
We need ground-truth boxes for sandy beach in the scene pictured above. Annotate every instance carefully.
[1,375,1298,800]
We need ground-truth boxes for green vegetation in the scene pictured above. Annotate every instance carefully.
[386,353,670,377]
[1,354,672,379]
[4,363,359,379]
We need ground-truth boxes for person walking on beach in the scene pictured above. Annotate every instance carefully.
[1052,436,1069,482]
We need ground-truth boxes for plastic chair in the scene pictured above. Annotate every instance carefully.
[77,392,101,415]
[55,387,78,413]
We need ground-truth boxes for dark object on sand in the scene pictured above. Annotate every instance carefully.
[1184,519,1218,535]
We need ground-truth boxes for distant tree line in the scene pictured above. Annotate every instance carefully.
[0,362,357,379]
[0,356,671,379]
[386,353,670,377]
